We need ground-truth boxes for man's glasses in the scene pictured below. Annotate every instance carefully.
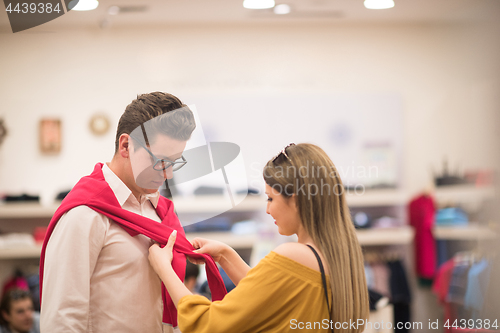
[272,143,295,165]
[130,136,187,172]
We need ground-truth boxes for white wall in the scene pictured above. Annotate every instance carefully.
[0,22,498,202]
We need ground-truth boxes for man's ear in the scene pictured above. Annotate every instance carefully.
[1,310,10,323]
[118,134,130,159]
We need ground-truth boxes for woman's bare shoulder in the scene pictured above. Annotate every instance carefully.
[273,242,320,271]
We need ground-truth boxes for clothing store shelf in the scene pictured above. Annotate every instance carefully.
[0,245,42,259]
[0,196,266,218]
[185,232,258,249]
[0,227,415,259]
[172,195,265,214]
[356,226,414,246]
[345,189,408,207]
[0,202,58,219]
[432,224,497,240]
[433,185,495,204]
[0,190,415,218]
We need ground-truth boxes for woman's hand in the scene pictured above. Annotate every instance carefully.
[149,230,177,275]
[188,237,229,264]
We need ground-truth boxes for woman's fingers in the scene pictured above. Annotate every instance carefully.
[167,230,177,250]
[191,237,205,250]
[187,256,205,265]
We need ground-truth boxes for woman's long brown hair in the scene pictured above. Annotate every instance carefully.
[263,143,369,333]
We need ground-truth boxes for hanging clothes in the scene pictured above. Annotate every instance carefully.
[463,259,491,320]
[388,260,412,333]
[409,194,437,283]
[432,258,456,333]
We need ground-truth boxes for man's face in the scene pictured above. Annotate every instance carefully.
[3,298,34,333]
[129,133,187,195]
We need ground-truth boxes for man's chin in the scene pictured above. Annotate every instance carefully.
[136,180,164,191]
[138,185,163,194]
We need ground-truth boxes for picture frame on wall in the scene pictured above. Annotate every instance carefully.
[39,119,61,154]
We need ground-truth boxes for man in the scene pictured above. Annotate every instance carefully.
[39,92,226,332]
[0,289,40,333]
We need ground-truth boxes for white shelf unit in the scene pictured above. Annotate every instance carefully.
[0,191,415,260]
[0,202,59,219]
[432,185,497,241]
[0,227,415,260]
[346,189,409,207]
[0,190,411,219]
[433,185,495,204]
[356,226,414,246]
[432,224,497,241]
[0,245,42,259]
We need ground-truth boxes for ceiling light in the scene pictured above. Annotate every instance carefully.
[364,0,394,9]
[243,0,275,10]
[69,0,99,11]
[274,4,291,14]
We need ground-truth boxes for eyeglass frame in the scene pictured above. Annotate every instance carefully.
[272,143,296,165]
[129,134,188,172]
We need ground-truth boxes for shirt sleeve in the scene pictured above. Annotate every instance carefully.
[177,258,292,333]
[40,206,107,332]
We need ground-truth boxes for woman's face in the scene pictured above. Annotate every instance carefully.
[265,183,302,236]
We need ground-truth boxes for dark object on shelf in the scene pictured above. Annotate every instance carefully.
[0,118,7,147]
[434,158,469,186]
[369,183,397,189]
[236,188,259,195]
[193,186,224,196]
[352,211,371,229]
[435,176,468,186]
[4,194,40,202]
[183,217,232,233]
[56,190,71,200]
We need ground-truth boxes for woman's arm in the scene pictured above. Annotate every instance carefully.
[148,231,192,307]
[218,246,251,286]
[190,238,251,286]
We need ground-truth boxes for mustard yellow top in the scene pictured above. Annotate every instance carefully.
[178,251,332,333]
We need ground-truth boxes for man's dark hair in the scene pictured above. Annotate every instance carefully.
[0,288,32,325]
[114,92,196,153]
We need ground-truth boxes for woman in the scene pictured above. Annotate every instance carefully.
[149,143,369,332]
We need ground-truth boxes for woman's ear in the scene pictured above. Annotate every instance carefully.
[288,193,299,211]
[118,134,130,159]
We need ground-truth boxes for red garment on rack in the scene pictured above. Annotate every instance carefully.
[39,163,227,327]
[409,194,437,280]
[432,258,455,333]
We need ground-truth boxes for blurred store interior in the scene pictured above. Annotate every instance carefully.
[0,0,499,331]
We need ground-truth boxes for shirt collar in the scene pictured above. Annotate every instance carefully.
[102,163,160,209]
[144,192,160,208]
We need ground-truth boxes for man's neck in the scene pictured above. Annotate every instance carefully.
[107,159,142,202]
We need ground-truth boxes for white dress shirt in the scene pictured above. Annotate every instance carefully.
[41,163,180,333]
